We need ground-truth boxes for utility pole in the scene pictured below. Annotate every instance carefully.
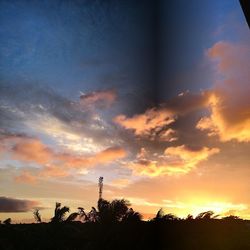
[98,176,103,200]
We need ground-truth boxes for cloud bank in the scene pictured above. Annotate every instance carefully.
[0,133,126,183]
[0,197,40,213]
[197,41,250,142]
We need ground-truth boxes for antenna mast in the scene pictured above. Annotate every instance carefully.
[98,176,103,200]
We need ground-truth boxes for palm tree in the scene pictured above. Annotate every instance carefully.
[97,198,136,223]
[122,208,142,222]
[65,207,88,222]
[87,207,98,222]
[51,202,70,223]
[110,199,130,221]
[186,214,194,220]
[153,208,179,221]
[195,211,218,220]
[78,207,88,222]
[153,208,165,221]
[65,212,79,222]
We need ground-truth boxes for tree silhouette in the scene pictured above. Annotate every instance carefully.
[97,198,140,223]
[65,207,88,222]
[3,218,11,225]
[222,215,242,221]
[195,211,218,220]
[154,208,165,221]
[51,202,70,223]
[153,208,179,221]
[77,207,88,222]
[87,207,98,222]
[122,208,142,222]
[65,211,79,222]
[186,214,194,220]
[33,209,42,223]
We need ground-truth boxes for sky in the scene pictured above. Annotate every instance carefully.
[0,0,250,222]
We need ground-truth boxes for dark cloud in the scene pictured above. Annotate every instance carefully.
[0,82,120,151]
[0,82,77,128]
[80,89,117,109]
[0,196,40,212]
[113,90,210,144]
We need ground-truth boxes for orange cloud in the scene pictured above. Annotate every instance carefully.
[39,165,69,178]
[114,91,211,141]
[1,134,126,183]
[12,138,126,168]
[129,145,219,177]
[14,171,38,185]
[164,145,220,169]
[92,146,127,164]
[197,41,250,142]
[114,108,175,139]
[12,139,54,164]
[58,146,126,169]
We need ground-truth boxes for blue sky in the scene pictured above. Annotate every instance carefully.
[1,0,245,104]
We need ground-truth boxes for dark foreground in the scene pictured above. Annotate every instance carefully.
[1,220,250,250]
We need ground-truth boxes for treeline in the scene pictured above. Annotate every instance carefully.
[0,199,250,250]
[46,198,245,224]
[1,198,244,225]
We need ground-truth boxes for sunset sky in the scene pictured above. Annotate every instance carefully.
[1,0,250,222]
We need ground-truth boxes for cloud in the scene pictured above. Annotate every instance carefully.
[164,145,220,173]
[80,89,117,109]
[0,84,119,156]
[14,171,38,184]
[0,134,127,183]
[12,138,54,165]
[128,145,219,177]
[197,41,250,142]
[114,107,175,140]
[0,196,40,212]
[110,178,131,188]
[4,136,126,168]
[14,166,69,184]
[55,146,127,171]
[114,91,210,141]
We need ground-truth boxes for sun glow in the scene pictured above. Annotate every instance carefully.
[179,198,248,218]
